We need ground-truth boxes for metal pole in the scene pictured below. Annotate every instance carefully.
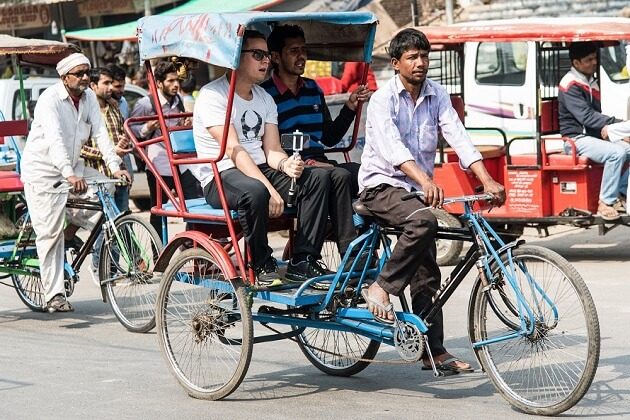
[445,0,454,24]
[144,0,152,16]
[85,16,98,67]
[410,0,419,26]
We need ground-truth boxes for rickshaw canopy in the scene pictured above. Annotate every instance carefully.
[412,17,630,46]
[0,34,79,65]
[137,11,378,69]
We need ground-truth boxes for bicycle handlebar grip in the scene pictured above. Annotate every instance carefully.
[401,191,419,201]
[53,180,63,188]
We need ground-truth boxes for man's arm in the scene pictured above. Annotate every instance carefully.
[208,124,285,217]
[87,92,122,176]
[129,97,159,139]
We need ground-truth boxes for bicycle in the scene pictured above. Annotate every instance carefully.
[2,179,162,332]
[155,191,599,415]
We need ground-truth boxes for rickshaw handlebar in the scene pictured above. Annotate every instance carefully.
[401,190,494,205]
[53,178,128,189]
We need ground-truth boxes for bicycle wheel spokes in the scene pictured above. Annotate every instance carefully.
[471,245,599,415]
[12,271,45,311]
[102,215,162,333]
[297,322,380,376]
[157,248,252,400]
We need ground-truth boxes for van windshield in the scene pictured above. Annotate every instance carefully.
[600,42,628,83]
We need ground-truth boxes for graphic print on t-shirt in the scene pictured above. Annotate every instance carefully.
[240,109,263,142]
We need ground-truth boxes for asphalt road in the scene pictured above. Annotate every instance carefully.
[0,219,629,420]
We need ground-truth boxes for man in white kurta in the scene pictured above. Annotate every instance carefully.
[21,53,128,312]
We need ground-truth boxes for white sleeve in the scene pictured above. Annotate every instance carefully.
[36,94,74,178]
[198,87,229,129]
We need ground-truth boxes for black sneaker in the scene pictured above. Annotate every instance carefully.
[343,249,379,272]
[285,255,334,288]
[254,258,283,288]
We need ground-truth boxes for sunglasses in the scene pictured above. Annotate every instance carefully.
[66,70,90,78]
[241,49,271,61]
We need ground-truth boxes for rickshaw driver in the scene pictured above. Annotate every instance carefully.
[20,53,130,312]
[358,29,506,373]
[192,30,332,287]
[559,41,630,221]
[261,24,372,268]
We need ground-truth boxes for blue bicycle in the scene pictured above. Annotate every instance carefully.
[155,192,599,415]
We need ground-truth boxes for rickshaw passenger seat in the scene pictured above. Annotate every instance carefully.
[170,129,196,154]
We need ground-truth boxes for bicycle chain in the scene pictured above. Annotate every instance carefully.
[260,321,424,365]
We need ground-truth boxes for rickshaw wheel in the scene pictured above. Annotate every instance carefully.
[156,248,253,400]
[12,271,46,312]
[468,245,600,415]
[100,215,163,333]
[293,313,380,376]
[432,209,463,266]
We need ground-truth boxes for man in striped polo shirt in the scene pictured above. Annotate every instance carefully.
[261,24,371,267]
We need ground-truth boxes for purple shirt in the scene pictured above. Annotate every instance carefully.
[358,75,482,192]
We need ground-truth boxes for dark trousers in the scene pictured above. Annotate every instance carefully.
[147,169,202,235]
[360,184,445,356]
[314,161,360,254]
[204,164,330,269]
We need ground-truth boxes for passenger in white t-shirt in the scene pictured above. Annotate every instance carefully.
[192,30,332,287]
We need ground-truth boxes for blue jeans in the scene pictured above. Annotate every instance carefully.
[567,136,630,205]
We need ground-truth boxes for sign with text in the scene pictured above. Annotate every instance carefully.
[0,4,52,31]
[78,0,135,18]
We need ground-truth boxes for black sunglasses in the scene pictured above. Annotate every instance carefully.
[66,70,90,78]
[241,49,271,61]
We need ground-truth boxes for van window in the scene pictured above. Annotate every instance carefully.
[12,88,32,120]
[475,42,528,86]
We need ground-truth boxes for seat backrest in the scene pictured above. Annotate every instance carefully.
[540,99,559,134]
[170,129,196,154]
[450,95,465,124]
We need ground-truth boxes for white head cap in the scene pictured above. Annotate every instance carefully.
[56,52,91,76]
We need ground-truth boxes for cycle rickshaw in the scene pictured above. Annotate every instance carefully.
[0,35,162,332]
[128,12,600,415]
[406,19,630,263]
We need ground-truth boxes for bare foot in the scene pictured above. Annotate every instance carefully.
[365,282,394,321]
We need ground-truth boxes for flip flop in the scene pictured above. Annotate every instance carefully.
[361,288,395,325]
[421,357,475,374]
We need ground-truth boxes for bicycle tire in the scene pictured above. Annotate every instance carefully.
[432,209,463,266]
[295,322,380,376]
[12,270,45,312]
[156,248,253,400]
[100,214,162,333]
[468,245,600,415]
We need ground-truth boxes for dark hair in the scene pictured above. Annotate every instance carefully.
[89,67,113,85]
[180,75,196,94]
[267,24,305,53]
[388,28,431,60]
[105,63,126,82]
[154,60,178,83]
[569,42,599,62]
[242,29,267,49]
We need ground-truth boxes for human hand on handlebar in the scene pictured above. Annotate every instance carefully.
[66,175,87,194]
[283,154,304,179]
[112,170,132,186]
[482,179,506,206]
[419,179,444,208]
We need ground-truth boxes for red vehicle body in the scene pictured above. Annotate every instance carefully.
[413,19,630,244]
